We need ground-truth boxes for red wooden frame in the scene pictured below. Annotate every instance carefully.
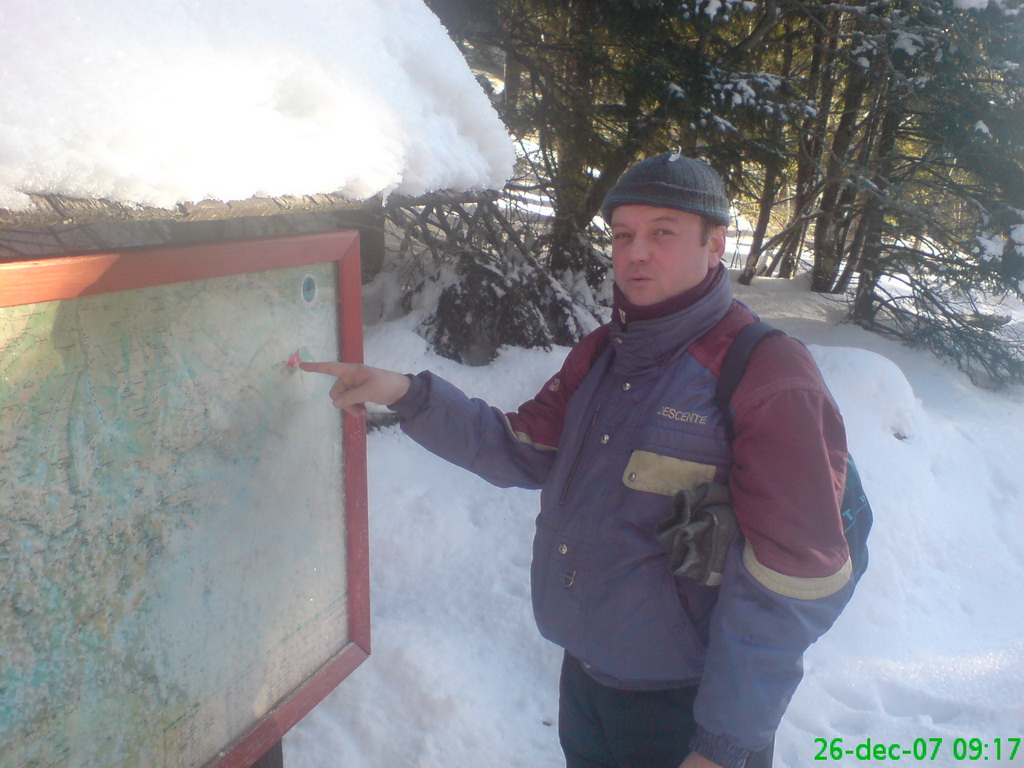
[0,231,370,768]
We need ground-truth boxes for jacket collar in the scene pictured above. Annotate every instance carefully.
[608,265,733,375]
[612,265,720,327]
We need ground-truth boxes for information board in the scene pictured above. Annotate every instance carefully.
[0,231,369,768]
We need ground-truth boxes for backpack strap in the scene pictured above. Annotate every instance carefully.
[715,320,784,441]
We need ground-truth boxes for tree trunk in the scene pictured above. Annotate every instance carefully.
[739,161,781,284]
[811,49,870,292]
[547,0,598,278]
[768,10,837,278]
[851,97,901,323]
[834,78,892,294]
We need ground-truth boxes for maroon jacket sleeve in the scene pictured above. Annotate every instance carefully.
[729,333,851,581]
[505,324,611,451]
[689,316,854,765]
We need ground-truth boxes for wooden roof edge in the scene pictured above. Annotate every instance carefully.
[0,188,504,261]
[0,187,502,231]
[0,192,376,230]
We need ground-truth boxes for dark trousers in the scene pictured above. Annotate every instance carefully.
[558,653,774,768]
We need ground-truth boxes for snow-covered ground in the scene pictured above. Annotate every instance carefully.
[286,271,1024,768]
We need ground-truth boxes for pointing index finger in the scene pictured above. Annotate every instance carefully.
[298,361,347,376]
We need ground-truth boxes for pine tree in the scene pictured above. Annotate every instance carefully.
[423,0,1024,383]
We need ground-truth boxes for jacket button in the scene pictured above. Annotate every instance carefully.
[558,543,568,555]
[622,382,631,391]
[600,434,609,444]
[628,472,637,481]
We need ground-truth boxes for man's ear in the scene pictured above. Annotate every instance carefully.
[706,225,727,267]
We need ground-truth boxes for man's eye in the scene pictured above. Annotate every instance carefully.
[613,232,632,240]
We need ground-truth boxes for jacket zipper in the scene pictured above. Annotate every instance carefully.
[559,404,602,506]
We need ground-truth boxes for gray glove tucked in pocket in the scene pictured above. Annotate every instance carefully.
[654,482,737,587]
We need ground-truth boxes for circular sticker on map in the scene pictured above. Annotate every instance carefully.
[300,273,318,306]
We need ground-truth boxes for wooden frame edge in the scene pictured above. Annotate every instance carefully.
[0,231,370,768]
[0,230,359,308]
[210,232,370,768]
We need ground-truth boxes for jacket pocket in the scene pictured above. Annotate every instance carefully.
[622,422,727,495]
[622,450,715,496]
[585,553,707,683]
[530,522,585,651]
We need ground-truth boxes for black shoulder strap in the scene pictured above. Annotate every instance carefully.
[715,320,784,441]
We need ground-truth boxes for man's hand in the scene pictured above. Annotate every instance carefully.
[299,361,411,415]
[679,752,726,768]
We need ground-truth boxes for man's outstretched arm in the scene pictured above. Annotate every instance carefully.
[299,361,410,415]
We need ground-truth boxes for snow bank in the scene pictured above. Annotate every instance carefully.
[0,0,514,211]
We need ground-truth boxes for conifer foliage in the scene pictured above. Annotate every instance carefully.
[382,194,604,366]
[420,0,1024,385]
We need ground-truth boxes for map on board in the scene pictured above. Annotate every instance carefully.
[0,262,349,768]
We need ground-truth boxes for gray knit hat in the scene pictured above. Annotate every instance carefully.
[601,152,730,226]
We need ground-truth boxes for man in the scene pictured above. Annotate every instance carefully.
[302,153,859,768]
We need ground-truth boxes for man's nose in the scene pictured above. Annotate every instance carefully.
[627,236,652,262]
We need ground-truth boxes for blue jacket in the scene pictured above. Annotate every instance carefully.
[391,270,856,767]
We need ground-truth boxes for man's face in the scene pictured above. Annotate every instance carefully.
[610,205,726,307]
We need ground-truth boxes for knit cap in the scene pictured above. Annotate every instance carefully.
[601,151,730,226]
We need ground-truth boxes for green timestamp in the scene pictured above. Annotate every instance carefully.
[813,736,1021,761]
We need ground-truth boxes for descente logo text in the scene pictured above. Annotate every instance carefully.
[656,406,708,425]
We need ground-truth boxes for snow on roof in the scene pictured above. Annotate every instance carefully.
[0,0,514,213]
